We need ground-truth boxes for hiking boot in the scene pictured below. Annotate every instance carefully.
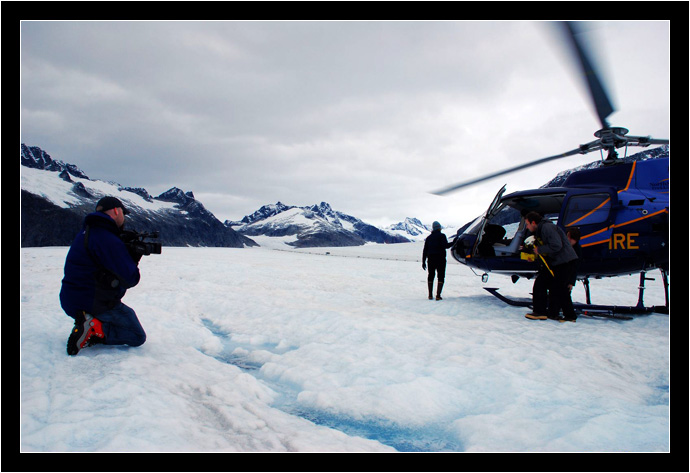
[525,312,547,320]
[66,313,105,356]
[435,282,444,301]
[86,336,106,347]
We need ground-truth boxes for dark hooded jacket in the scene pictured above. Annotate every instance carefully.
[60,212,140,318]
[535,220,578,267]
[422,229,453,262]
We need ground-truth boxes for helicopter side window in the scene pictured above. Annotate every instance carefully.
[481,204,523,256]
[488,205,521,239]
[564,193,612,227]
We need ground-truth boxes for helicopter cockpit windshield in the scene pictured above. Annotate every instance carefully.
[481,191,566,257]
[478,203,524,257]
[453,187,567,263]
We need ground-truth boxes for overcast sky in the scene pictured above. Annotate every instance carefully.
[20,21,670,228]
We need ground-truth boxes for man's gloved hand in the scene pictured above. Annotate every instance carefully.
[422,261,426,270]
[127,242,144,264]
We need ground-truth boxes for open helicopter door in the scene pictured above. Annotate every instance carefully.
[470,184,507,257]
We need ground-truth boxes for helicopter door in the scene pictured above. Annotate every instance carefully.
[472,184,507,256]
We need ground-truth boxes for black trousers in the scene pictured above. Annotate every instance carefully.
[427,257,447,283]
[532,261,576,318]
[532,267,552,315]
[549,261,576,319]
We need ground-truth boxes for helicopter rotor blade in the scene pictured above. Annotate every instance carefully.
[623,135,670,147]
[431,144,594,196]
[431,132,669,196]
[430,22,668,197]
[560,21,615,130]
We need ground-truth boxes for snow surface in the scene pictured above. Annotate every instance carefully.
[20,242,670,453]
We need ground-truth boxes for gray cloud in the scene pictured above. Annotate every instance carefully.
[21,21,670,227]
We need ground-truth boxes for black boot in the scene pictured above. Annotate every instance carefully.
[436,281,444,300]
[428,281,434,300]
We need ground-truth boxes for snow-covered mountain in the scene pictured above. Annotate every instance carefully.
[227,202,410,248]
[20,144,257,248]
[386,217,432,242]
[20,144,410,249]
[226,202,294,227]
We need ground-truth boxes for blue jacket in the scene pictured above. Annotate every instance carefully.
[60,212,140,318]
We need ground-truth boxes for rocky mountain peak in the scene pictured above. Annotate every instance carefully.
[20,145,256,249]
[229,201,410,247]
[21,143,89,179]
[155,187,193,205]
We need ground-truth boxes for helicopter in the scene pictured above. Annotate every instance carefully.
[432,22,669,318]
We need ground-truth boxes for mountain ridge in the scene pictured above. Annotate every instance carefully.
[20,144,423,248]
[20,144,256,248]
[227,201,412,248]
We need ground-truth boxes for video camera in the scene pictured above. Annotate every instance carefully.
[120,229,162,256]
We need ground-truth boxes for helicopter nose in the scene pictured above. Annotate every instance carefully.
[451,237,471,264]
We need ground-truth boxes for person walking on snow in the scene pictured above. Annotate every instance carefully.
[422,221,454,300]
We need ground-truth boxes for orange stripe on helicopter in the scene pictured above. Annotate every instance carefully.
[619,160,636,193]
[566,197,611,227]
[580,208,668,248]
[568,161,637,228]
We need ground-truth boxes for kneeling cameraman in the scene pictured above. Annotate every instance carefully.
[61,197,148,355]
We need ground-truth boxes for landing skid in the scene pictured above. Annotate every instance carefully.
[483,287,659,321]
[483,287,531,308]
[581,269,669,315]
[484,269,669,319]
